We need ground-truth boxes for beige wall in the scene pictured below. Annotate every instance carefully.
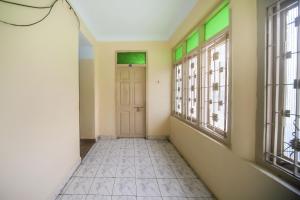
[79,59,95,139]
[95,42,171,138]
[169,0,299,199]
[170,117,299,200]
[0,2,80,200]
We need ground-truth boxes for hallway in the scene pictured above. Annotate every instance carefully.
[57,139,214,200]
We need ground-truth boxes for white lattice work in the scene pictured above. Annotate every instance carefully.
[187,56,198,121]
[200,34,229,137]
[175,64,183,115]
[265,0,300,177]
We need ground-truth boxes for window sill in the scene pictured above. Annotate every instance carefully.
[171,114,230,147]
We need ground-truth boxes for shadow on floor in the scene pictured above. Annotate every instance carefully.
[80,139,95,159]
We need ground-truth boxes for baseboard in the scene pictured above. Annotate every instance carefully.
[80,138,96,142]
[48,157,81,200]
[97,135,117,140]
[146,135,169,140]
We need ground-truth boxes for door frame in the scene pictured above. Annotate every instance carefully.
[115,50,148,138]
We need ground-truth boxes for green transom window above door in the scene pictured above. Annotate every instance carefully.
[117,52,146,65]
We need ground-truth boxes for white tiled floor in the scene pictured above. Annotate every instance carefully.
[56,139,216,200]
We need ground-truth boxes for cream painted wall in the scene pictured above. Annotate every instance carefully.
[95,42,171,138]
[170,117,299,200]
[0,1,80,200]
[79,59,95,139]
[169,0,299,199]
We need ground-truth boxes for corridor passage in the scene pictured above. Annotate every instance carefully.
[56,139,215,200]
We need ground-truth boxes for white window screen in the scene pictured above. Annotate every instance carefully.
[175,64,183,115]
[200,34,229,137]
[187,56,198,121]
[265,0,300,178]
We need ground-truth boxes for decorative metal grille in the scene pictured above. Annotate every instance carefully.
[187,56,198,121]
[265,0,300,178]
[175,63,183,115]
[200,33,229,137]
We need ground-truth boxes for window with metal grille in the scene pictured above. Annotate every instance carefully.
[200,33,229,138]
[187,55,198,121]
[174,63,183,115]
[265,0,300,178]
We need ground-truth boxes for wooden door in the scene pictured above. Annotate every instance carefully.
[116,66,146,137]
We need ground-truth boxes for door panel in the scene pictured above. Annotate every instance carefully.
[134,83,145,105]
[134,109,145,136]
[120,83,130,106]
[120,112,130,137]
[116,66,146,138]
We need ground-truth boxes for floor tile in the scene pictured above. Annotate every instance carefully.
[82,155,103,165]
[116,164,136,177]
[157,179,185,197]
[137,197,163,200]
[74,164,99,177]
[172,165,196,178]
[89,178,115,195]
[135,165,156,178]
[102,156,120,165]
[96,164,117,178]
[151,157,171,166]
[63,177,93,194]
[113,178,136,196]
[58,195,86,200]
[135,157,152,166]
[136,179,161,197]
[178,179,212,198]
[154,165,176,178]
[85,195,112,200]
[112,196,136,200]
[119,156,135,165]
[58,139,216,200]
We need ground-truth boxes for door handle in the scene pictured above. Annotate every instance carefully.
[134,106,144,112]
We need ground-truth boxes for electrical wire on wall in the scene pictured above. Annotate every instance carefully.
[0,0,80,27]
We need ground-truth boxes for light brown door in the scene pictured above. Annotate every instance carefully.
[116,66,146,138]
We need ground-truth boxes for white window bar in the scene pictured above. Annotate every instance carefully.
[200,33,229,138]
[175,63,183,115]
[265,0,300,178]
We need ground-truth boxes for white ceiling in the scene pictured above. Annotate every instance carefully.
[70,0,198,41]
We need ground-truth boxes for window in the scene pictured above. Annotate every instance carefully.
[186,31,200,54]
[117,52,146,64]
[265,0,300,179]
[175,45,183,62]
[200,33,229,138]
[172,2,231,143]
[204,4,230,41]
[187,55,198,121]
[174,63,183,115]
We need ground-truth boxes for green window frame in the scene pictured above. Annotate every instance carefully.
[204,4,230,41]
[175,45,183,62]
[186,31,200,54]
[117,52,146,65]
